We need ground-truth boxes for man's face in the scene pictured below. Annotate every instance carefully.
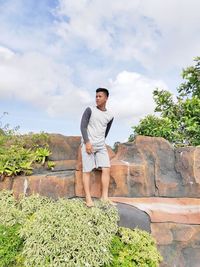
[96,92,108,106]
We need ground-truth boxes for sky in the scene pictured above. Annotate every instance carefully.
[0,0,200,146]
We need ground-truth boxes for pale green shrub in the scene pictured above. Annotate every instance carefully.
[0,190,22,226]
[19,193,53,217]
[19,198,119,267]
[0,190,54,226]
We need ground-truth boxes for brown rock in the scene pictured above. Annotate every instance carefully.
[110,136,200,197]
[128,163,154,196]
[48,134,81,161]
[12,172,75,199]
[0,176,13,191]
[135,136,182,197]
[151,223,200,267]
[109,160,129,196]
[110,197,200,224]
[110,136,182,197]
[76,136,200,197]
[52,160,77,171]
[175,147,200,186]
[173,225,197,243]
[151,223,173,245]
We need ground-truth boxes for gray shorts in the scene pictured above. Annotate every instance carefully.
[81,144,110,173]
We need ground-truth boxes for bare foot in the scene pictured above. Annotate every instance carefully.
[85,198,94,208]
[100,198,117,206]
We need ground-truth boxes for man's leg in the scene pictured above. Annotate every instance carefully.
[101,167,110,200]
[82,172,94,207]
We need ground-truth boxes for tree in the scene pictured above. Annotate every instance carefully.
[129,57,200,146]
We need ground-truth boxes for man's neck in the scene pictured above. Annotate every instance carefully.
[96,104,106,111]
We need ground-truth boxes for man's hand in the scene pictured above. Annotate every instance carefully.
[85,142,93,154]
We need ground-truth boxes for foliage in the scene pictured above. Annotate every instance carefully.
[0,190,22,227]
[21,132,49,149]
[0,190,162,267]
[20,199,119,267]
[35,147,51,165]
[0,146,34,177]
[0,224,23,267]
[47,161,56,170]
[0,112,20,136]
[0,121,51,178]
[0,190,119,267]
[0,190,53,226]
[178,56,200,98]
[129,115,175,142]
[18,193,54,219]
[130,57,200,146]
[106,227,162,267]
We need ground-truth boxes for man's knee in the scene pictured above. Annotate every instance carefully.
[102,167,110,173]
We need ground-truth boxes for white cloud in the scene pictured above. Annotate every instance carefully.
[0,45,168,123]
[0,46,15,60]
[108,70,168,123]
[0,0,199,143]
[55,0,200,70]
[0,46,92,117]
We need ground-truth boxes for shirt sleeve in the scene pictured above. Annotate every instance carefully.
[80,107,92,143]
[105,117,114,138]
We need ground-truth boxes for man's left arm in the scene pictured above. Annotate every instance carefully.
[105,118,114,138]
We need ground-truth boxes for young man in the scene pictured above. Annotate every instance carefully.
[80,88,114,207]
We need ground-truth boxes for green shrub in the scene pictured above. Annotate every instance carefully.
[0,131,51,178]
[47,160,55,170]
[19,199,119,267]
[0,190,22,226]
[129,58,200,146]
[18,193,53,218]
[106,227,162,267]
[0,190,53,227]
[0,224,23,267]
[0,191,162,267]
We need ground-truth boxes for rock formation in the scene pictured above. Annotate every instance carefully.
[0,133,200,267]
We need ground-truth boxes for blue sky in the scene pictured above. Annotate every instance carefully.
[0,0,200,146]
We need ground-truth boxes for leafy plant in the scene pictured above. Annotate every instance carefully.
[0,190,120,267]
[35,147,51,165]
[19,132,49,150]
[20,199,119,267]
[47,161,55,170]
[129,115,175,142]
[130,57,200,146]
[18,193,54,219]
[0,190,23,226]
[0,224,23,267]
[0,191,162,267]
[0,127,52,178]
[106,227,162,267]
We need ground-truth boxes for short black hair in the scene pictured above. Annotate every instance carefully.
[96,88,109,97]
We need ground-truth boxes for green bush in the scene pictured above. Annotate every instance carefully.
[20,199,119,267]
[0,190,119,267]
[18,193,53,218]
[0,131,52,178]
[0,190,162,267]
[0,224,23,267]
[129,115,175,142]
[106,227,162,267]
[0,190,22,226]
[129,57,200,146]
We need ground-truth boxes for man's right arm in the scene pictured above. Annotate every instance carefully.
[80,107,91,143]
[80,107,93,154]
